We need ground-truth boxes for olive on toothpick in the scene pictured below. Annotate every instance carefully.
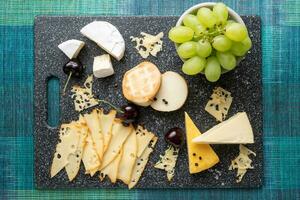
[62,58,84,94]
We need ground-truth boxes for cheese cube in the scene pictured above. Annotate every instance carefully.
[93,54,114,78]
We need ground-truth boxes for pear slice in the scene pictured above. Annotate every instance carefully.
[151,71,188,112]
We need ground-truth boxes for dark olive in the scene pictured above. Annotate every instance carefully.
[164,127,184,147]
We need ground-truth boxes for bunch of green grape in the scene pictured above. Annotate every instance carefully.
[168,3,252,82]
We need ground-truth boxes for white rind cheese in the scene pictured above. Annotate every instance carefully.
[58,39,85,59]
[93,54,114,78]
[192,112,254,144]
[80,21,125,61]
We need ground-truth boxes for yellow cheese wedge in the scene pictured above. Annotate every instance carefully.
[84,110,104,161]
[117,130,137,184]
[100,150,123,183]
[82,132,101,175]
[98,109,116,153]
[184,112,220,174]
[100,120,133,170]
[135,125,155,157]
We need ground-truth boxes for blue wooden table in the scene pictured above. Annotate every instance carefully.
[0,0,299,199]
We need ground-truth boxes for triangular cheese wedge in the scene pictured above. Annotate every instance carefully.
[100,120,133,170]
[82,132,101,174]
[135,125,155,157]
[58,39,85,59]
[185,112,219,174]
[100,150,123,183]
[98,109,116,153]
[192,112,254,144]
[117,130,137,184]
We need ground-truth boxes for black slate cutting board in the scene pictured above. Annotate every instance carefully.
[34,16,262,189]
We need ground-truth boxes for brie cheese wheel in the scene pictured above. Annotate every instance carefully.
[93,54,114,78]
[80,21,125,61]
[192,112,254,144]
[58,39,85,59]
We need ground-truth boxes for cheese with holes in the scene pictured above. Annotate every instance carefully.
[93,54,114,78]
[205,87,233,122]
[135,125,155,157]
[128,137,157,189]
[130,32,164,58]
[185,112,219,174]
[98,109,116,153]
[100,121,133,169]
[65,125,88,181]
[84,110,104,160]
[192,112,254,144]
[51,123,80,178]
[71,75,99,112]
[58,39,85,59]
[117,130,137,184]
[229,144,256,182]
[154,145,179,181]
[82,133,101,175]
[100,150,123,183]
[80,21,125,61]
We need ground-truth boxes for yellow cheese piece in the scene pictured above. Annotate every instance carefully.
[65,126,88,181]
[84,110,104,161]
[82,133,101,175]
[100,121,133,170]
[117,130,137,184]
[128,136,157,189]
[51,123,80,178]
[135,125,155,157]
[98,109,116,153]
[100,150,123,183]
[184,112,220,174]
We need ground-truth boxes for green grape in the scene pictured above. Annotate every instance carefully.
[168,26,194,43]
[225,23,248,42]
[197,7,217,28]
[205,56,221,82]
[212,35,232,52]
[226,20,235,25]
[230,37,252,56]
[196,40,212,58]
[194,24,206,37]
[216,51,236,70]
[213,3,228,25]
[177,41,198,59]
[183,14,200,30]
[182,56,206,75]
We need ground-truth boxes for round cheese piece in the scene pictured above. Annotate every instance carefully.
[122,61,161,106]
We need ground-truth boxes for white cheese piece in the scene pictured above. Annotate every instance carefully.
[154,145,179,181]
[71,75,99,112]
[93,54,115,78]
[135,125,155,157]
[58,39,85,59]
[100,150,123,183]
[82,133,101,175]
[192,112,254,144]
[130,32,163,58]
[205,87,233,122]
[128,136,158,189]
[80,21,125,61]
[229,144,256,182]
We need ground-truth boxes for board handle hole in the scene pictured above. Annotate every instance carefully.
[47,76,60,128]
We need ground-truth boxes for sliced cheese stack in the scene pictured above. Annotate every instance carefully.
[185,112,220,174]
[192,112,254,144]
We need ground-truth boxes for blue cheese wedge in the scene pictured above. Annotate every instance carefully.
[80,21,125,61]
[192,112,254,144]
[58,39,85,59]
[93,54,114,78]
[229,144,256,182]
[205,87,233,122]
[154,145,179,181]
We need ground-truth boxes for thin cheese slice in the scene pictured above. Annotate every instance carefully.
[100,121,133,170]
[185,112,220,174]
[205,87,233,122]
[135,125,155,157]
[82,133,101,174]
[128,137,158,189]
[154,145,179,181]
[65,125,88,181]
[100,150,123,183]
[117,130,137,184]
[98,109,116,152]
[229,144,256,182]
[84,110,104,161]
[51,124,80,178]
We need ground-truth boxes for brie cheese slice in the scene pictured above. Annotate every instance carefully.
[192,112,254,144]
[93,54,114,78]
[80,21,125,61]
[58,39,85,59]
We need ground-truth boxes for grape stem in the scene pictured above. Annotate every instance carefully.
[98,99,124,113]
[63,71,72,95]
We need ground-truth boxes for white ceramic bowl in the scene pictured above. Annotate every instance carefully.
[175,2,245,73]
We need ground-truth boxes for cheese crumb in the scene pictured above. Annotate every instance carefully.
[229,144,256,183]
[130,32,164,58]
